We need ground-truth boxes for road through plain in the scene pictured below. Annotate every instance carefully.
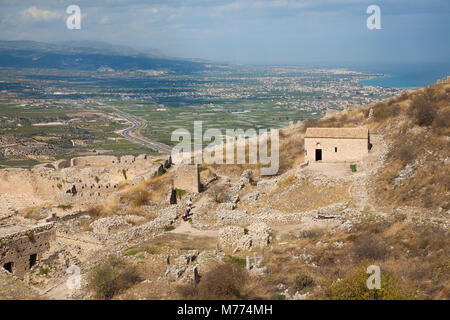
[114,110,172,154]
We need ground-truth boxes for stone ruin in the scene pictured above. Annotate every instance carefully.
[173,163,200,193]
[0,222,55,278]
[218,222,272,251]
[52,154,173,206]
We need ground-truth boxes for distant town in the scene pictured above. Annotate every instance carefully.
[0,65,403,167]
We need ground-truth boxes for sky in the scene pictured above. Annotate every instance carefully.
[0,0,449,66]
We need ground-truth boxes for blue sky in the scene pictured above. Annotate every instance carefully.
[0,0,449,65]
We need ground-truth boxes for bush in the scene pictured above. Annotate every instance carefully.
[175,188,186,199]
[87,206,102,219]
[319,265,416,300]
[26,232,35,243]
[178,263,250,299]
[432,109,450,129]
[394,144,415,163]
[57,204,72,210]
[131,190,150,207]
[396,92,409,103]
[164,225,175,232]
[298,228,324,239]
[293,274,315,292]
[224,255,246,267]
[353,235,387,261]
[408,97,437,126]
[372,103,400,122]
[89,256,141,299]
[210,184,231,203]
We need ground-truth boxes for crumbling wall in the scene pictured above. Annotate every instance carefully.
[71,156,118,167]
[0,223,55,278]
[173,164,200,193]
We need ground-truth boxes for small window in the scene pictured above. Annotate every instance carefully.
[335,147,338,152]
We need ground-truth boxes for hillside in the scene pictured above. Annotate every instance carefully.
[0,80,448,300]
[0,40,206,73]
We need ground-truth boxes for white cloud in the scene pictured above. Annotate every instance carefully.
[210,0,314,16]
[20,6,63,22]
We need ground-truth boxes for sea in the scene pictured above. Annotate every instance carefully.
[357,62,450,89]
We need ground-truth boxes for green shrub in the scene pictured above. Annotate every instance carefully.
[175,188,187,199]
[89,256,141,299]
[293,274,315,292]
[122,246,140,257]
[39,266,50,276]
[298,228,324,239]
[224,255,246,267]
[26,232,35,243]
[319,266,416,300]
[57,204,72,210]
[164,225,175,232]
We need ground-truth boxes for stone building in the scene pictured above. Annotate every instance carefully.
[0,223,55,277]
[304,127,371,163]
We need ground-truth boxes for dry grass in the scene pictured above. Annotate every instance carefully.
[88,256,142,300]
[259,217,449,300]
[316,264,416,300]
[364,84,450,209]
[87,196,119,219]
[177,263,263,300]
[118,172,174,207]
[266,176,351,213]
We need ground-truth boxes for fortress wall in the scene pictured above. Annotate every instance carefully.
[0,154,167,210]
[71,156,118,167]
[174,164,200,193]
[0,223,55,278]
[0,168,57,201]
[53,192,111,206]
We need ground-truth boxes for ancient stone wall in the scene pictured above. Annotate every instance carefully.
[71,155,118,167]
[0,154,168,212]
[173,164,200,193]
[0,223,55,278]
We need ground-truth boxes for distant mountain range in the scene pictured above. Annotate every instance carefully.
[0,40,208,73]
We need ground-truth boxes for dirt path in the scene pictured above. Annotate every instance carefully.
[349,134,386,211]
[170,220,218,238]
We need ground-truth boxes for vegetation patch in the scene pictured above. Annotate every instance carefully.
[164,225,175,232]
[177,263,256,299]
[88,256,141,300]
[317,265,416,300]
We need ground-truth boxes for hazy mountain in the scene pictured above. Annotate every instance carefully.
[0,40,206,73]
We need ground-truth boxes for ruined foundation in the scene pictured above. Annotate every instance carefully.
[0,223,55,278]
